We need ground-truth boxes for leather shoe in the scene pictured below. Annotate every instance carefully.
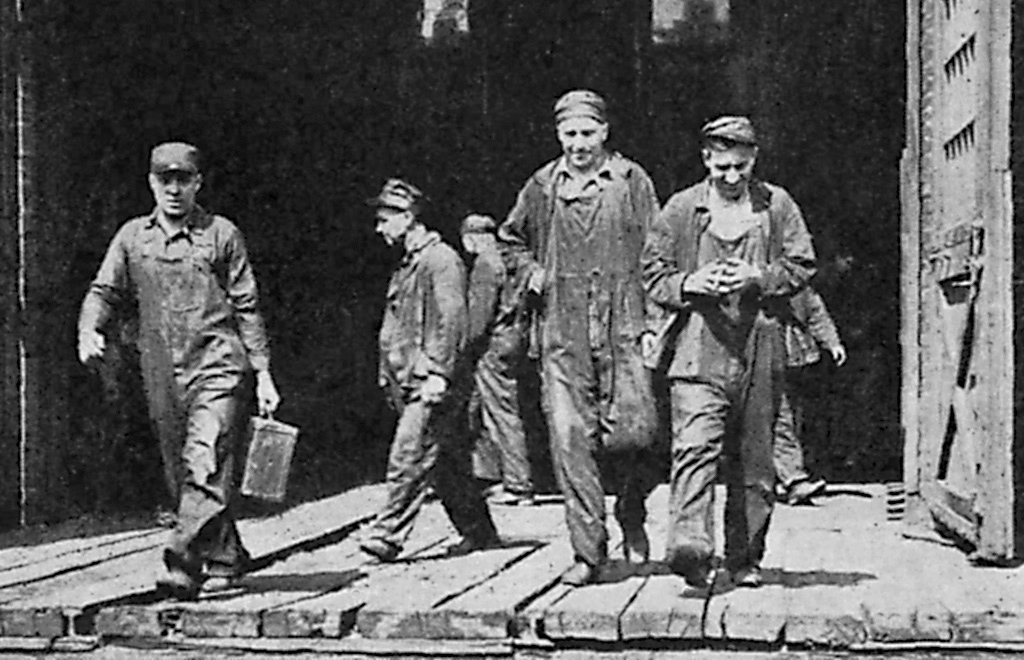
[560,561,597,587]
[787,478,826,505]
[360,537,401,563]
[488,489,536,506]
[156,566,200,601]
[445,534,502,557]
[731,565,763,588]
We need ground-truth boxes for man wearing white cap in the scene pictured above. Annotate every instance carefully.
[78,142,281,599]
[500,90,662,585]
[360,179,499,562]
[641,116,816,589]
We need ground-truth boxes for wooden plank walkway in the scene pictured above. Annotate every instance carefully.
[2,482,1024,655]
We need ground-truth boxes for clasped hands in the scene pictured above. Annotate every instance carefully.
[682,257,762,297]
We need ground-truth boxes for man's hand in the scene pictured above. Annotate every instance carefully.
[682,262,726,296]
[640,331,658,363]
[77,329,106,364]
[829,344,848,367]
[256,370,282,417]
[526,267,546,296]
[418,374,448,405]
[716,258,762,295]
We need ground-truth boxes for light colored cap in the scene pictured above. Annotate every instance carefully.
[701,116,757,146]
[150,142,201,174]
[460,213,496,235]
[554,89,607,124]
[367,178,423,211]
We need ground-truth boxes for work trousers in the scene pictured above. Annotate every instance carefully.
[150,378,250,574]
[667,364,780,575]
[367,390,497,550]
[543,352,654,568]
[471,348,533,494]
[773,383,809,488]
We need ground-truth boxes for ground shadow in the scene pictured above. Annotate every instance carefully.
[816,487,875,500]
[390,539,546,566]
[196,568,366,602]
[759,567,877,589]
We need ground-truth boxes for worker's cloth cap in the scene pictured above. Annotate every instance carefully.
[554,90,607,125]
[150,142,201,174]
[701,116,758,146]
[368,178,423,212]
[460,214,496,235]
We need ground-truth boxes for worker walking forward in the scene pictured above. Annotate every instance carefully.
[641,117,816,589]
[78,142,281,600]
[500,90,662,586]
[360,179,499,562]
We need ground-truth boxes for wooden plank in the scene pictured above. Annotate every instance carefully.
[778,488,956,647]
[9,484,385,638]
[259,500,459,639]
[153,636,513,659]
[973,0,1016,563]
[437,536,574,640]
[541,488,671,642]
[359,502,569,640]
[161,536,372,639]
[617,573,706,641]
[0,529,160,574]
[536,569,646,642]
[900,0,922,496]
[356,544,535,639]
[0,530,166,593]
[704,520,788,643]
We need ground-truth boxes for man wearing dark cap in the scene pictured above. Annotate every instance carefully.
[78,141,281,599]
[461,213,535,506]
[641,116,816,589]
[500,90,662,585]
[361,180,499,562]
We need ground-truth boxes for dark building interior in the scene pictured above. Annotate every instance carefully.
[0,0,906,527]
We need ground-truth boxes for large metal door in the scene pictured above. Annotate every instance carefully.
[903,0,1014,561]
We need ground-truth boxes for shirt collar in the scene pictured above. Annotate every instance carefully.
[403,229,441,259]
[695,178,773,212]
[145,204,210,237]
[553,151,620,183]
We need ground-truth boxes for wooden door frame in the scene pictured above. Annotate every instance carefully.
[903,0,1018,561]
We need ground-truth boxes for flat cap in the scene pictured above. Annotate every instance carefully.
[460,213,496,235]
[554,89,607,125]
[150,142,201,174]
[701,116,758,146]
[367,178,423,212]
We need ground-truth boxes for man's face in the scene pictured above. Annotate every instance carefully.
[702,145,757,201]
[557,117,609,172]
[149,170,201,219]
[375,207,415,247]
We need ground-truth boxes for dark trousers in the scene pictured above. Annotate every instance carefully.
[542,352,654,567]
[667,338,781,575]
[471,348,533,494]
[773,380,810,488]
[148,378,250,573]
[367,392,497,550]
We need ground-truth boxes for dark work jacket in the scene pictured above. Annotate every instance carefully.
[466,247,529,364]
[498,153,663,362]
[640,179,817,378]
[379,230,467,394]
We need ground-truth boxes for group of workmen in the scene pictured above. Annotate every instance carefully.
[77,88,845,600]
